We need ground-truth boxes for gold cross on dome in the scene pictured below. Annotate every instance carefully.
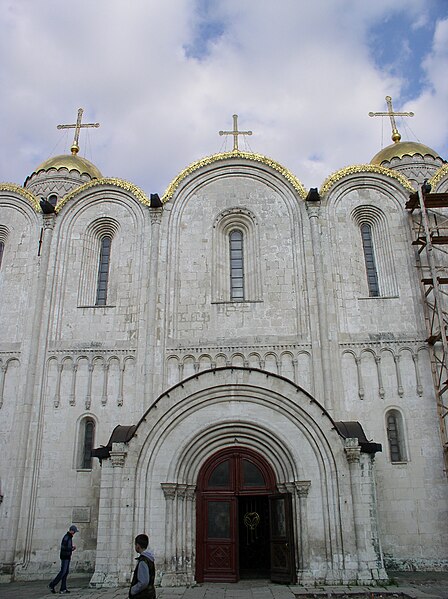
[57,108,100,155]
[369,96,414,143]
[219,114,252,151]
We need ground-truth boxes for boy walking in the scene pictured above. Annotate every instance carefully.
[129,534,156,599]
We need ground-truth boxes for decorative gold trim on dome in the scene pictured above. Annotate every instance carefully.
[161,151,307,202]
[429,164,448,190]
[56,178,150,212]
[320,164,414,196]
[370,141,440,166]
[0,183,41,211]
[31,154,103,180]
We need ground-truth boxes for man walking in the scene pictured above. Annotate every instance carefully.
[129,534,156,599]
[49,525,78,594]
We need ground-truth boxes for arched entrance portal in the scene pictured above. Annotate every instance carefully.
[196,447,295,583]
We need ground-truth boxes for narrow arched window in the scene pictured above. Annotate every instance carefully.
[48,194,58,207]
[81,419,95,469]
[229,229,244,301]
[360,223,379,297]
[95,235,112,306]
[0,241,4,270]
[386,410,406,463]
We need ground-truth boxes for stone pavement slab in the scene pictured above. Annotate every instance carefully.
[1,573,447,599]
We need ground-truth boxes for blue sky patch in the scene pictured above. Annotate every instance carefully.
[184,0,226,60]
[367,6,442,103]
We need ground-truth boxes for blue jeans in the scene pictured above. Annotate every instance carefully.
[51,559,70,591]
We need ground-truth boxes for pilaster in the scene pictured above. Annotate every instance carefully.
[344,439,387,583]
[90,443,128,588]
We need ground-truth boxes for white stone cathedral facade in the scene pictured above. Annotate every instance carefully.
[0,117,447,587]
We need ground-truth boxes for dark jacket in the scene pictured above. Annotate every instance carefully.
[59,532,74,560]
[129,552,155,599]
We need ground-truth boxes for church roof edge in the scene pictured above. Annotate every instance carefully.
[320,164,415,196]
[161,151,308,203]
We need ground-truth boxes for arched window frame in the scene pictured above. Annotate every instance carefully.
[229,228,245,301]
[0,225,9,272]
[76,416,96,470]
[212,208,262,303]
[95,234,112,306]
[78,218,119,307]
[385,409,408,463]
[360,223,379,297]
[351,206,398,298]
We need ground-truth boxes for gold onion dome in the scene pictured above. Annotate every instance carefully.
[30,152,102,180]
[371,140,441,166]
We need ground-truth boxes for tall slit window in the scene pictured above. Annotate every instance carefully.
[360,223,379,297]
[386,410,406,463]
[81,418,95,469]
[229,229,244,301]
[96,235,112,305]
[0,241,4,270]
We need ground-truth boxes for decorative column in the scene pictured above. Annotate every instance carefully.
[143,208,163,407]
[292,358,298,385]
[117,359,125,407]
[0,362,6,409]
[176,484,188,582]
[294,481,312,583]
[85,362,94,410]
[355,356,365,400]
[161,483,177,586]
[101,362,109,406]
[185,485,196,584]
[412,352,423,396]
[69,363,78,406]
[394,354,404,397]
[54,362,63,408]
[307,203,332,409]
[374,355,385,398]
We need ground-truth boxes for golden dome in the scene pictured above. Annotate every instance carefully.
[32,153,102,179]
[371,141,441,165]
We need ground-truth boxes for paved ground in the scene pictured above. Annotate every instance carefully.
[0,572,447,599]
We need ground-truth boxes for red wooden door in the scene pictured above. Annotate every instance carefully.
[196,448,276,583]
[202,497,237,581]
[269,493,296,584]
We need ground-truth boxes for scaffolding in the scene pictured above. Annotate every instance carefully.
[406,185,448,474]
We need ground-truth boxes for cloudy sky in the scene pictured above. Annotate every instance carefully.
[1,0,447,195]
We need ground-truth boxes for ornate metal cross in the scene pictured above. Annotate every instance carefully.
[219,114,252,151]
[57,108,100,155]
[369,96,414,143]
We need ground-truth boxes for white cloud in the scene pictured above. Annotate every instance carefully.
[0,0,446,193]
[402,18,448,155]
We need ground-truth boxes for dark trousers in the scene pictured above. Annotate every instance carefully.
[50,559,71,591]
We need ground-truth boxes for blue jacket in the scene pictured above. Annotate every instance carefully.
[60,532,75,560]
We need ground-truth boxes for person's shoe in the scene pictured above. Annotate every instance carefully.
[49,584,56,594]
[59,591,70,594]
